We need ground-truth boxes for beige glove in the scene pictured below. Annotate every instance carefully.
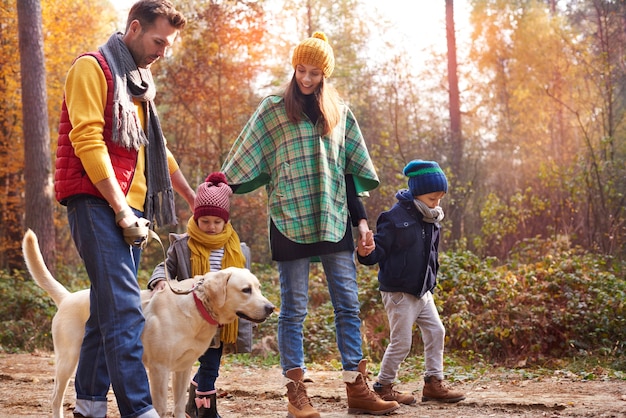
[115,208,151,249]
[122,217,151,249]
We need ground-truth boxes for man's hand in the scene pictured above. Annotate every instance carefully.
[116,208,151,248]
[122,217,150,248]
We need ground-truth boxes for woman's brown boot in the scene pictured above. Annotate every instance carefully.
[285,367,320,418]
[343,360,400,415]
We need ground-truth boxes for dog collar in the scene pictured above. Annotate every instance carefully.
[193,292,220,326]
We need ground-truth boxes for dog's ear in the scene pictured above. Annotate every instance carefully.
[205,268,232,309]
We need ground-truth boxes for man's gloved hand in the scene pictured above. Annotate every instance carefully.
[122,217,151,249]
[115,208,151,249]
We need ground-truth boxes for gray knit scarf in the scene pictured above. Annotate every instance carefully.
[413,199,445,223]
[99,32,176,227]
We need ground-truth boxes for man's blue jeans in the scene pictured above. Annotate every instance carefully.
[277,251,363,374]
[67,196,156,418]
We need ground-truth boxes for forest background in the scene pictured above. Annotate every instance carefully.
[1,0,625,369]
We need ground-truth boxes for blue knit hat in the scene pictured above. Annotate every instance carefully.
[403,160,448,196]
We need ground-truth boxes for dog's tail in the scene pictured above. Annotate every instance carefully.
[22,229,70,307]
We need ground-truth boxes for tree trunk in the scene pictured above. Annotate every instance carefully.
[17,0,56,268]
[446,0,464,242]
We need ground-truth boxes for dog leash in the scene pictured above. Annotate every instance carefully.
[140,228,219,326]
[148,229,201,295]
[126,221,198,295]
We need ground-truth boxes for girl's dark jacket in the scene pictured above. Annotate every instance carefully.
[358,189,440,298]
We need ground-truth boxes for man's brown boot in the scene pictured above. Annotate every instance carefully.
[285,368,320,418]
[422,375,466,403]
[373,381,416,405]
[343,360,400,415]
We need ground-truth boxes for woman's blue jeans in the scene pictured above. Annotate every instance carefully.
[67,196,156,418]
[277,251,363,374]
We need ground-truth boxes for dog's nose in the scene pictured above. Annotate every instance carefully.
[265,304,275,316]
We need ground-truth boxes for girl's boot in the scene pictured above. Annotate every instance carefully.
[196,389,221,418]
[185,381,198,418]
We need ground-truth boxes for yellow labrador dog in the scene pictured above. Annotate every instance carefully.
[22,229,274,418]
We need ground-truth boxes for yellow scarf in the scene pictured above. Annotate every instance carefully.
[187,216,245,344]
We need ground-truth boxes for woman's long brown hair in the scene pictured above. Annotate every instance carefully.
[283,73,341,137]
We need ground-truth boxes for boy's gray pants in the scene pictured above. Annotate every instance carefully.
[377,291,445,384]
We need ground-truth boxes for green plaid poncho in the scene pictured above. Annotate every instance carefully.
[221,95,379,244]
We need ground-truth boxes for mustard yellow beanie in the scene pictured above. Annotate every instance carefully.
[291,31,335,78]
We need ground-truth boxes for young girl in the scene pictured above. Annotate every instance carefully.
[357,160,465,405]
[148,172,250,418]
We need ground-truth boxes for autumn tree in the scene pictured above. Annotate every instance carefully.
[0,0,116,269]
[466,0,626,259]
[6,0,623,264]
[41,0,117,263]
[154,0,271,258]
[18,0,56,266]
[445,0,467,242]
[565,0,626,256]
[0,0,25,269]
[467,0,581,257]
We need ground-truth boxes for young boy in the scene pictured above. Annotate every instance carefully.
[148,172,251,418]
[357,160,465,405]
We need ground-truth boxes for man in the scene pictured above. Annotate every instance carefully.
[54,1,194,417]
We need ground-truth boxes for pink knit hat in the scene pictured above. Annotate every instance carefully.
[193,172,232,222]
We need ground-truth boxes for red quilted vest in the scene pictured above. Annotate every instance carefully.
[54,51,138,205]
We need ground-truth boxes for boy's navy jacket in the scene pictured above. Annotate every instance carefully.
[358,189,440,298]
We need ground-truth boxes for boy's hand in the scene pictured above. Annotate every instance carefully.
[357,230,375,257]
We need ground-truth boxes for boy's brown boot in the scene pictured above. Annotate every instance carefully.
[343,360,400,415]
[285,368,320,418]
[373,381,416,405]
[422,375,466,403]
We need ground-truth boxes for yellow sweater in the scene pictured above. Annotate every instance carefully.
[65,55,179,211]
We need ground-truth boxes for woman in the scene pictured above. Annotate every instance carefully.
[221,32,399,418]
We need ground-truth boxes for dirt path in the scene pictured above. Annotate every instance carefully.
[1,351,625,417]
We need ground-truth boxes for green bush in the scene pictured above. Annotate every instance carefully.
[0,269,56,351]
[0,259,155,353]
[438,237,626,365]
[4,237,625,371]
